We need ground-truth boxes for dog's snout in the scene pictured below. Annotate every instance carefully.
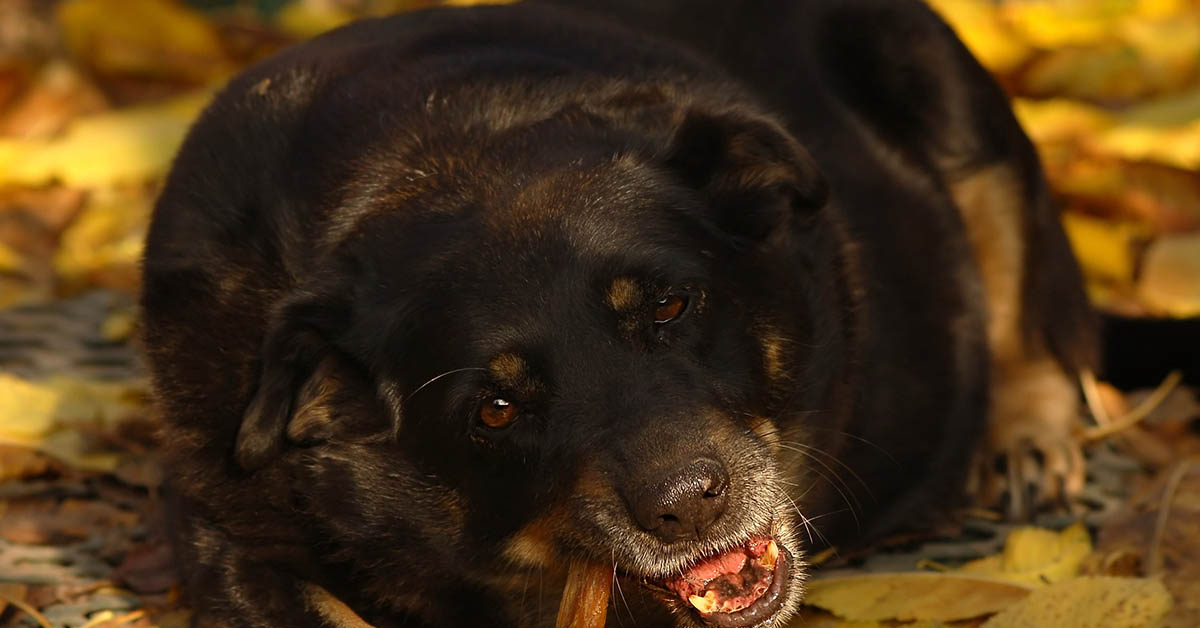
[630,457,729,543]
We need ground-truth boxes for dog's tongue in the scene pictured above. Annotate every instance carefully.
[662,538,779,615]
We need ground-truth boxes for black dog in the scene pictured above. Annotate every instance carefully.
[141,1,1096,626]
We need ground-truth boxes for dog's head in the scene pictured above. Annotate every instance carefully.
[235,86,837,627]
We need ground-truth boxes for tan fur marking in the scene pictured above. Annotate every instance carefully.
[954,166,1086,509]
[605,277,642,312]
[950,165,1025,364]
[746,415,782,456]
[489,353,527,383]
[501,502,574,568]
[758,329,789,382]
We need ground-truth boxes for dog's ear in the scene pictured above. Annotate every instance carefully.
[235,297,373,470]
[665,107,828,242]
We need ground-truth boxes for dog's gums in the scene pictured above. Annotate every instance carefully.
[661,537,787,625]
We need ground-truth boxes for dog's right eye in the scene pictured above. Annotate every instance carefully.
[480,398,518,428]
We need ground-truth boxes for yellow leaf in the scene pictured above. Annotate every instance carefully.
[0,243,24,274]
[1062,212,1149,287]
[926,0,1032,73]
[0,89,212,186]
[102,306,138,342]
[803,573,1032,622]
[57,0,233,83]
[0,374,146,472]
[1012,98,1114,146]
[53,188,152,293]
[959,522,1092,586]
[1003,1,1122,49]
[1097,121,1200,172]
[981,576,1172,628]
[274,1,356,39]
[0,373,147,441]
[1138,233,1200,317]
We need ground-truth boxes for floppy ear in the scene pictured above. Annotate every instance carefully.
[665,108,828,242]
[235,297,371,470]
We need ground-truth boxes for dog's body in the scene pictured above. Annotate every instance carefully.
[141,2,1096,626]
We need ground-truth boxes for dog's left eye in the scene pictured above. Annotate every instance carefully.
[480,398,518,428]
[654,295,687,324]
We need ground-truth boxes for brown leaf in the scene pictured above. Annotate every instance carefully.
[113,541,176,594]
[1095,460,1200,627]
[57,0,233,86]
[1138,233,1200,317]
[980,576,1172,628]
[0,444,60,482]
[0,582,30,618]
[0,496,139,544]
[0,60,109,139]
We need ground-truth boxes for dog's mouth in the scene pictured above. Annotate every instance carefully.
[648,536,790,627]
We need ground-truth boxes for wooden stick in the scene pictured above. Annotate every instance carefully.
[556,559,611,628]
[304,582,377,628]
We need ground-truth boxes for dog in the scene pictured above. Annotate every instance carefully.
[140,1,1098,626]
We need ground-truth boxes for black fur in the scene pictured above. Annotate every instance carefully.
[141,2,1094,627]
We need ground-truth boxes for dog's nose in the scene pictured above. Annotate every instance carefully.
[630,457,729,543]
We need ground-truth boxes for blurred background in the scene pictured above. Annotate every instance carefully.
[0,1,1197,627]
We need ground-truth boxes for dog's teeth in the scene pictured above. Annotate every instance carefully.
[760,539,779,569]
[689,592,717,614]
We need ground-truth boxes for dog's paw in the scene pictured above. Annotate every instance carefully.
[968,426,1085,520]
[967,359,1086,520]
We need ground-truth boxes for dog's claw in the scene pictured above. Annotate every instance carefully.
[969,429,1085,520]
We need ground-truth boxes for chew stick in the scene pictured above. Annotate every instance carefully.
[555,559,611,628]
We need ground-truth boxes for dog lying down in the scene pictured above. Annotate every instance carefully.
[140,1,1098,626]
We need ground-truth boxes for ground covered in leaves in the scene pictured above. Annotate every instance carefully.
[0,1,1198,627]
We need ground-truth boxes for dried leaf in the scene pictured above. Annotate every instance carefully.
[0,373,146,471]
[803,573,1033,622]
[959,522,1092,587]
[1137,233,1200,317]
[925,0,1032,74]
[0,60,108,139]
[0,89,211,186]
[53,187,153,295]
[0,444,59,481]
[1096,462,1200,627]
[980,576,1172,628]
[57,0,233,84]
[0,582,29,617]
[1061,212,1148,287]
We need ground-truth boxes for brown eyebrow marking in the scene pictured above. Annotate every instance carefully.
[489,353,527,384]
[757,327,791,382]
[605,277,643,312]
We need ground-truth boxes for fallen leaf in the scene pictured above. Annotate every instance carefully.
[101,306,137,342]
[0,372,147,471]
[0,89,211,186]
[57,0,233,84]
[113,540,176,594]
[803,573,1033,622]
[980,576,1172,628]
[0,60,108,139]
[0,497,140,544]
[0,582,29,617]
[1060,212,1148,288]
[0,444,59,481]
[925,0,1032,74]
[53,187,153,296]
[959,522,1093,587]
[1137,232,1200,317]
[1095,461,1200,627]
